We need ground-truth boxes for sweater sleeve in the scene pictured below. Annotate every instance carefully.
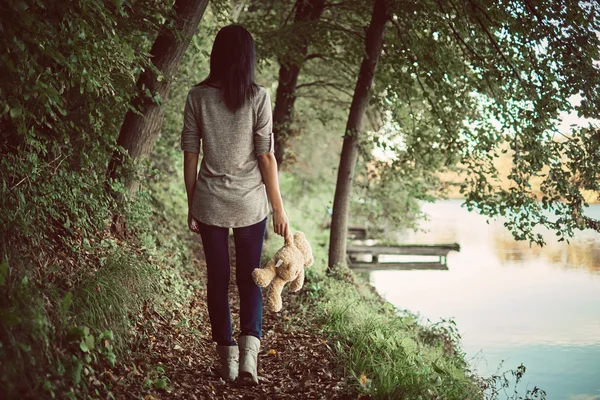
[180,92,202,153]
[253,88,274,157]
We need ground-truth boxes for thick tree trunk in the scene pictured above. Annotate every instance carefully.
[328,0,390,268]
[107,0,208,195]
[273,0,325,167]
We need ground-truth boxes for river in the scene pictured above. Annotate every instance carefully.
[365,200,600,400]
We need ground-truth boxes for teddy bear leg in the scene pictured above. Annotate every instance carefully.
[267,277,286,312]
[251,260,276,287]
[289,271,305,292]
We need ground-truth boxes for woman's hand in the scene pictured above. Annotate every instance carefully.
[188,211,201,234]
[272,209,290,240]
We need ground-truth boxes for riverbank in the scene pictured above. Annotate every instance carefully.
[275,189,484,399]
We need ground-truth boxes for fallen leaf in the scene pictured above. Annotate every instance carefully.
[268,348,277,355]
[359,373,368,386]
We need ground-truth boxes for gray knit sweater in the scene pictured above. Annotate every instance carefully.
[180,84,273,228]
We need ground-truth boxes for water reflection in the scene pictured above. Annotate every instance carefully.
[492,232,600,274]
[367,200,600,400]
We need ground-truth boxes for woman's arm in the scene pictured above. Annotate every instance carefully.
[257,152,290,240]
[181,90,202,234]
[183,151,200,234]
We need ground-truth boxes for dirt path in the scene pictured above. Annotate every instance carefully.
[109,236,358,399]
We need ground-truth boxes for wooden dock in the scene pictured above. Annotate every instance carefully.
[347,243,460,270]
[349,262,449,272]
[347,226,367,240]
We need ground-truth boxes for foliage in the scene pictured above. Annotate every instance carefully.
[372,0,600,245]
[239,0,432,231]
[0,0,198,397]
[247,0,600,246]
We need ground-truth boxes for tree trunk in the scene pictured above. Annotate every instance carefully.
[105,0,207,238]
[328,0,390,269]
[273,0,325,167]
[107,0,209,196]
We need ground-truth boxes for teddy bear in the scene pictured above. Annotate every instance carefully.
[251,231,314,312]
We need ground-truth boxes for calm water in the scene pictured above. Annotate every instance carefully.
[366,200,600,400]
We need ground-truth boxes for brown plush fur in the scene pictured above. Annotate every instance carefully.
[251,231,314,312]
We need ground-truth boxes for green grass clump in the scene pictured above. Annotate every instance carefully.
[314,275,481,399]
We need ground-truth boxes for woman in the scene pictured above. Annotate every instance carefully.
[180,24,290,385]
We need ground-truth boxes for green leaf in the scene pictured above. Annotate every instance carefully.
[17,342,31,352]
[80,334,95,352]
[101,330,114,341]
[72,358,83,385]
[432,362,447,376]
[153,377,168,389]
[10,107,23,119]
[106,352,116,367]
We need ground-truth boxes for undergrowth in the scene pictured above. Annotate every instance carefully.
[0,174,198,399]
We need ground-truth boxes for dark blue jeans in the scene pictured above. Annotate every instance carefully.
[198,217,266,346]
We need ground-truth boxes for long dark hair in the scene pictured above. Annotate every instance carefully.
[198,24,259,112]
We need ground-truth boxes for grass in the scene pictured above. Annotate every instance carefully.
[262,172,483,399]
[313,274,481,399]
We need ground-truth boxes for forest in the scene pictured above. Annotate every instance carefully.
[1,0,599,398]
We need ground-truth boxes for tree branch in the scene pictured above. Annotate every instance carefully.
[296,80,354,98]
[304,53,326,61]
[281,1,298,26]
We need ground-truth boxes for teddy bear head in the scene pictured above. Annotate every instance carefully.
[293,231,314,268]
